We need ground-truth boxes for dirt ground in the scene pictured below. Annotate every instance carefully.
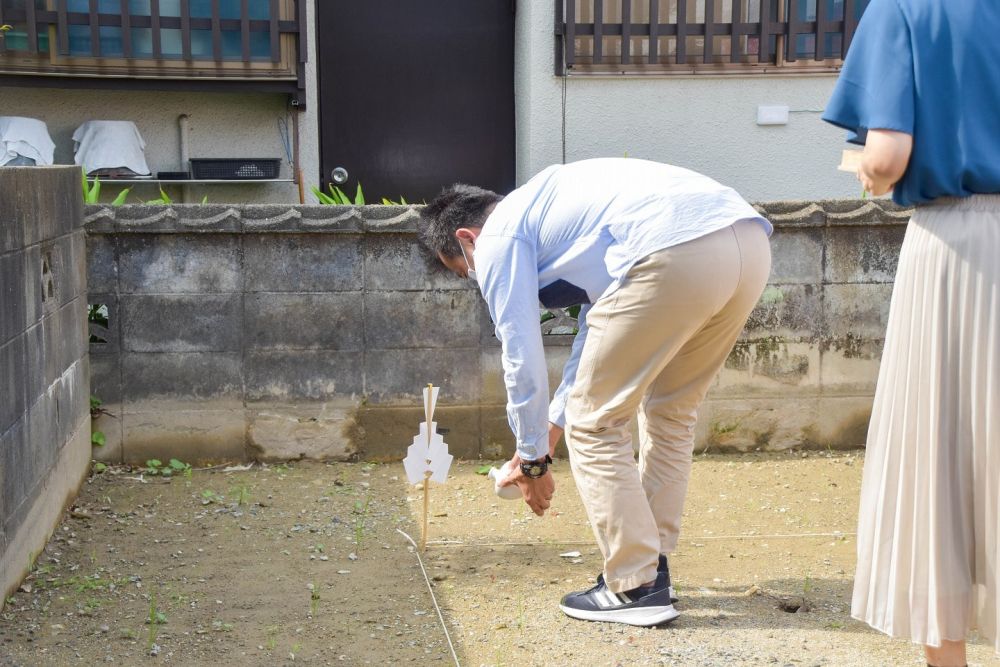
[1,452,997,667]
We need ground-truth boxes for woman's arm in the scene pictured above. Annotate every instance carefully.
[859,129,913,196]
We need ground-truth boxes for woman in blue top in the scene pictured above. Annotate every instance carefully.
[823,2,1000,666]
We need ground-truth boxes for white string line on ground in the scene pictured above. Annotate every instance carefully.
[396,529,461,667]
[425,531,856,548]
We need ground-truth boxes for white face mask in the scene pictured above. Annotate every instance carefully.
[459,241,477,281]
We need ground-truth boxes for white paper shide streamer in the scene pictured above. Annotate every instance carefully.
[402,384,453,550]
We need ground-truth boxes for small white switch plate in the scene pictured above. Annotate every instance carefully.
[757,105,790,125]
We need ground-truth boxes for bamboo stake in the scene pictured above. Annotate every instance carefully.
[421,475,430,552]
[420,383,435,552]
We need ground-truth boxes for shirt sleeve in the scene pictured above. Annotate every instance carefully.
[548,304,591,429]
[477,237,550,461]
[822,0,915,144]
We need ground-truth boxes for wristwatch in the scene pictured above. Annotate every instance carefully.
[520,454,553,479]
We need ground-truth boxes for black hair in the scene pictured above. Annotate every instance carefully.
[418,184,503,258]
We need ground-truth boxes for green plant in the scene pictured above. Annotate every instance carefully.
[92,461,107,474]
[142,458,191,477]
[353,495,371,550]
[380,195,409,205]
[81,170,130,205]
[311,182,364,205]
[201,489,224,504]
[231,484,251,506]
[81,170,100,204]
[145,591,166,652]
[146,187,173,205]
[475,464,491,475]
[201,194,209,204]
[308,583,320,616]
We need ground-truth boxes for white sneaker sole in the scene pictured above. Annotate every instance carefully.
[559,602,679,627]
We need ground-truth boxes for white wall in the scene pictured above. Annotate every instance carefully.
[515,1,861,201]
[0,86,308,204]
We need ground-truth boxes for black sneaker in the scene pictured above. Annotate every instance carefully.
[658,554,680,604]
[559,571,679,626]
[594,555,678,603]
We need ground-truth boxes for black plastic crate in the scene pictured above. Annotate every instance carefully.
[189,158,281,180]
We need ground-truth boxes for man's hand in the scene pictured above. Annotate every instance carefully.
[499,453,555,516]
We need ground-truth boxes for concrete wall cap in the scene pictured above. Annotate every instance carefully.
[84,199,914,235]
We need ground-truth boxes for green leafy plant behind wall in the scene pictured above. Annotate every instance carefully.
[311,181,410,206]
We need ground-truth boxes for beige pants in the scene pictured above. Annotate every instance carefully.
[565,220,771,593]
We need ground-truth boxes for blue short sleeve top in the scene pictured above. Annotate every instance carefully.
[822,0,1000,206]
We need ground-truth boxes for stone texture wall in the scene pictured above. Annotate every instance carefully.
[85,200,910,463]
[1,167,91,602]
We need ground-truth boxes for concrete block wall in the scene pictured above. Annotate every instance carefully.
[0,166,90,602]
[85,199,911,463]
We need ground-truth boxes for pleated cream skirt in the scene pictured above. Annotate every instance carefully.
[852,195,1000,650]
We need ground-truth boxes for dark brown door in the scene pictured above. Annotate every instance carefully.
[316,1,515,203]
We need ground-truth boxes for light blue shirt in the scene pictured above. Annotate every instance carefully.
[823,0,1000,206]
[474,158,771,460]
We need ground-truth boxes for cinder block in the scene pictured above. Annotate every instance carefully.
[364,348,480,405]
[42,235,72,309]
[364,235,472,292]
[245,292,364,351]
[63,298,89,368]
[121,352,242,406]
[0,421,27,535]
[0,171,26,254]
[89,352,121,405]
[824,283,893,340]
[86,234,117,294]
[819,345,884,395]
[365,291,480,349]
[245,350,364,402]
[123,409,247,464]
[67,357,91,438]
[248,405,360,461]
[23,321,45,403]
[480,407,515,459]
[358,405,480,461]
[768,228,824,284]
[119,235,240,294]
[694,394,874,452]
[481,345,574,406]
[23,245,41,326]
[716,340,822,398]
[825,225,905,284]
[244,234,363,292]
[743,284,824,342]
[25,387,58,483]
[66,231,88,304]
[121,294,241,352]
[0,249,26,345]
[0,335,27,436]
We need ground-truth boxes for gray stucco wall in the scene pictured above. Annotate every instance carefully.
[0,166,91,601]
[514,0,860,201]
[85,199,910,464]
[0,87,301,204]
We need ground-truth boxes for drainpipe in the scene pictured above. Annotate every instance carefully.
[178,114,190,171]
[178,114,190,204]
